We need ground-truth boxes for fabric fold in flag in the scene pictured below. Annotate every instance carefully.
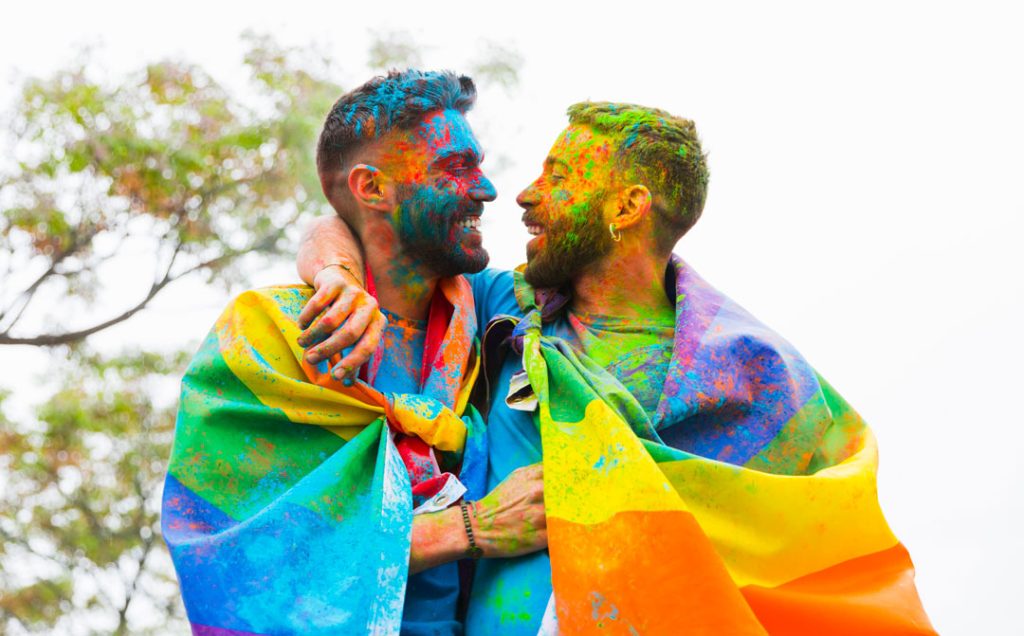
[162,278,484,635]
[512,256,935,635]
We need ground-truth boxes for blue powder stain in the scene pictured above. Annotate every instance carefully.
[336,71,471,141]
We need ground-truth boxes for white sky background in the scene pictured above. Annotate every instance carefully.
[1,1,1022,633]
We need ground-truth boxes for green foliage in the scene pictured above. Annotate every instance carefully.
[469,41,523,92]
[0,347,191,634]
[367,30,423,71]
[0,32,340,345]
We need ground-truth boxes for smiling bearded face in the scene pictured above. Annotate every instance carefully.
[519,125,619,289]
[383,109,495,278]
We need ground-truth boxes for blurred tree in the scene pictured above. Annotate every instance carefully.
[0,349,191,634]
[0,31,520,635]
[469,41,523,92]
[0,31,339,346]
[367,30,424,71]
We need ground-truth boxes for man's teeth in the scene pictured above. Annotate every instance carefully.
[526,224,543,236]
[459,217,481,230]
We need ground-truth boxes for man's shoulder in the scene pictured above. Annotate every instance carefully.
[675,259,810,366]
[464,268,522,322]
[464,267,515,293]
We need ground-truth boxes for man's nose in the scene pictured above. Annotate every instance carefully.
[516,182,540,208]
[470,174,497,202]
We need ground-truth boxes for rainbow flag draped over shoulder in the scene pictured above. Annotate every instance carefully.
[510,256,934,635]
[162,278,484,635]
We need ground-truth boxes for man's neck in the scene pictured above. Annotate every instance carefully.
[570,243,673,320]
[363,224,438,321]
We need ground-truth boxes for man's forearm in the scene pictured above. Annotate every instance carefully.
[409,506,470,575]
[297,215,366,286]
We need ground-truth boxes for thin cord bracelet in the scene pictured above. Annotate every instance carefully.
[318,262,363,285]
[460,500,483,560]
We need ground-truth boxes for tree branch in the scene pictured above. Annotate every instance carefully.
[0,277,171,347]
[114,473,156,636]
[0,224,101,334]
[0,229,286,347]
[114,534,154,636]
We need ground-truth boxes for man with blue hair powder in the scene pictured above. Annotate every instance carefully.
[162,70,546,635]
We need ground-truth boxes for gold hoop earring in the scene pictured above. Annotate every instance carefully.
[609,223,622,242]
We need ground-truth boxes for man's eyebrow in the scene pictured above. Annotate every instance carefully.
[431,148,483,166]
[545,156,570,170]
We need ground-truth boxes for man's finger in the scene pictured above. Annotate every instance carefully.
[530,482,544,503]
[334,311,387,381]
[298,284,338,330]
[300,289,358,352]
[308,302,376,364]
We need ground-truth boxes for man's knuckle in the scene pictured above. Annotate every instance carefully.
[319,315,338,331]
[341,320,364,338]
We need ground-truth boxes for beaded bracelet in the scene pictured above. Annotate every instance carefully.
[460,500,483,560]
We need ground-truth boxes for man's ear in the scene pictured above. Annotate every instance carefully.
[613,184,653,230]
[348,164,390,212]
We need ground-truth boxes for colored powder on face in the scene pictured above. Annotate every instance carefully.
[378,110,493,278]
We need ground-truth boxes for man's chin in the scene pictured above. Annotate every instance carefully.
[461,255,489,275]
[461,247,489,274]
[523,259,569,289]
[428,248,489,278]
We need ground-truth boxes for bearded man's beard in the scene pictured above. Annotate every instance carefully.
[393,183,489,278]
[523,191,615,289]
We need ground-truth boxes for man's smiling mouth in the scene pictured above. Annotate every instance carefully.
[522,213,545,236]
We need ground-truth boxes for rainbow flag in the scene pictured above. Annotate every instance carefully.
[513,257,935,635]
[161,279,484,635]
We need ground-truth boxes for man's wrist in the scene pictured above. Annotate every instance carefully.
[409,505,469,575]
[460,500,484,559]
[315,261,364,288]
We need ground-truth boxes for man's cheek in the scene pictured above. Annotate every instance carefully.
[395,191,437,239]
[553,189,573,205]
[434,174,474,198]
[417,192,461,237]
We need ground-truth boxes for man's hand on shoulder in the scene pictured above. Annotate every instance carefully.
[297,264,386,384]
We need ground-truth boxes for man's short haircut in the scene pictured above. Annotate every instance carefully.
[316,70,477,181]
[567,102,710,251]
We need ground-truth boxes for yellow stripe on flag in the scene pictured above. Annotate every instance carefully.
[218,289,383,438]
[659,431,899,588]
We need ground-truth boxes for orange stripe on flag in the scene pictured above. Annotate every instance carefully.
[741,543,936,635]
[549,511,766,635]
